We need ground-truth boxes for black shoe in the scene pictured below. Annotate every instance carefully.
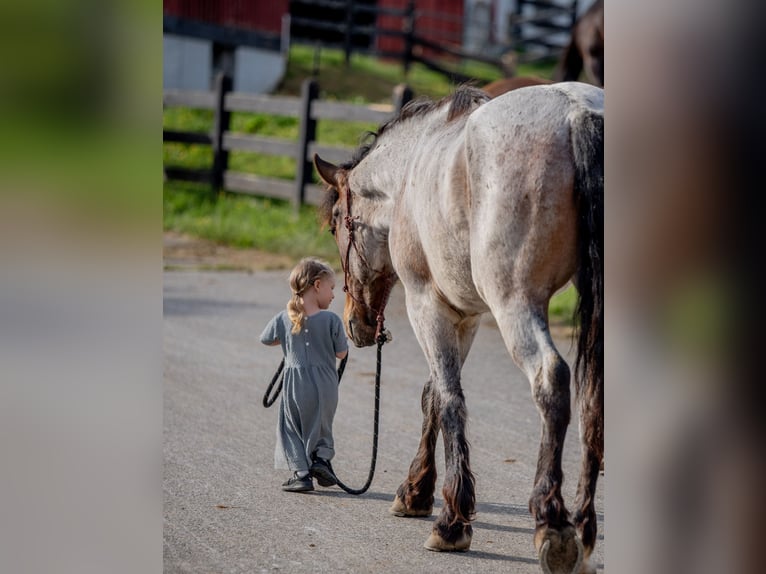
[310,457,337,487]
[282,473,314,492]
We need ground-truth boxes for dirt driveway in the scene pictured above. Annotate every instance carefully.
[163,231,295,273]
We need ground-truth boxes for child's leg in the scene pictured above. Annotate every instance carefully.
[277,393,311,472]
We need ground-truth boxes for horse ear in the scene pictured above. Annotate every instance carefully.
[313,154,340,186]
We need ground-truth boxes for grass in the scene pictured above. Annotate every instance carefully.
[163,44,574,323]
[549,284,578,327]
[277,44,557,102]
[164,180,339,261]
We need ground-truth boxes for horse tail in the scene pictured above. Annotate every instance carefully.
[570,109,604,456]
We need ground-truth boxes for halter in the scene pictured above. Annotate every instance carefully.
[340,184,396,343]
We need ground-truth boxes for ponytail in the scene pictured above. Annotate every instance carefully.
[286,257,334,334]
[287,292,305,334]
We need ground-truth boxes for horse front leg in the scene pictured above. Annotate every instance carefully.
[424,315,480,552]
[390,377,440,517]
[423,363,475,552]
[391,297,479,552]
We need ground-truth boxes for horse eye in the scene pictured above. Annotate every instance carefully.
[329,226,336,236]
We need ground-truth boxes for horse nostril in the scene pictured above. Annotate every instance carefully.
[348,320,354,339]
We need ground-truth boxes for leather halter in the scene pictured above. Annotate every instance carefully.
[339,184,396,342]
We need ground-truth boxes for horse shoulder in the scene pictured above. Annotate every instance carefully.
[390,201,431,287]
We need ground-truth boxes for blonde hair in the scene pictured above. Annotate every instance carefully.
[287,257,335,334]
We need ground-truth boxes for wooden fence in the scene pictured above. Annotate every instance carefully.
[508,0,579,63]
[290,0,513,84]
[163,74,413,208]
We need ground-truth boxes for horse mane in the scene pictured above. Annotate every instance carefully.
[343,85,489,171]
[318,86,488,227]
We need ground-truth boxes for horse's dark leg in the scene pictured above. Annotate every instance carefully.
[394,301,480,552]
[420,350,473,551]
[390,377,440,517]
[423,315,480,552]
[572,363,603,573]
[497,301,584,573]
[584,49,604,88]
[553,34,583,82]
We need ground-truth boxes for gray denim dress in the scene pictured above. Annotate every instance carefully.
[260,310,348,472]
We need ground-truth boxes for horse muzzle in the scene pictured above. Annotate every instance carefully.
[346,316,377,348]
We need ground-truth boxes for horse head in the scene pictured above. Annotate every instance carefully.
[314,154,396,348]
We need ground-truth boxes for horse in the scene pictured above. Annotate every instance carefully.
[554,0,604,87]
[481,75,553,98]
[313,82,603,574]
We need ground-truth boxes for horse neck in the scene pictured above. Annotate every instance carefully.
[351,111,447,207]
[347,131,414,229]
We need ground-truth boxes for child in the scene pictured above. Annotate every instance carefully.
[260,258,349,492]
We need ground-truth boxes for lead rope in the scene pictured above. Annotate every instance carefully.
[262,355,347,408]
[262,332,387,495]
[332,332,385,495]
[262,359,285,408]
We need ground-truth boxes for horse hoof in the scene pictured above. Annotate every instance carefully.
[534,525,584,574]
[389,495,432,517]
[423,530,471,552]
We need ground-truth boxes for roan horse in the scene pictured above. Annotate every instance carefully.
[481,75,553,98]
[314,82,603,574]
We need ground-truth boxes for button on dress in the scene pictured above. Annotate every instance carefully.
[260,310,348,472]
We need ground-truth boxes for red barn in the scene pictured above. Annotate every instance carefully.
[163,1,287,35]
[377,0,464,58]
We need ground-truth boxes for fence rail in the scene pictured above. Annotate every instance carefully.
[163,74,413,209]
[289,0,512,83]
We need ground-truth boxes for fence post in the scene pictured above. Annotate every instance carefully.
[295,78,318,211]
[344,0,354,66]
[392,84,414,114]
[402,0,415,74]
[212,72,232,193]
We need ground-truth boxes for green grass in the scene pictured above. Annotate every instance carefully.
[164,180,339,262]
[277,44,556,102]
[549,284,578,327]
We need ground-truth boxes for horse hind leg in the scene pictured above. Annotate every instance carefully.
[497,300,584,574]
[530,354,584,574]
[390,376,440,517]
